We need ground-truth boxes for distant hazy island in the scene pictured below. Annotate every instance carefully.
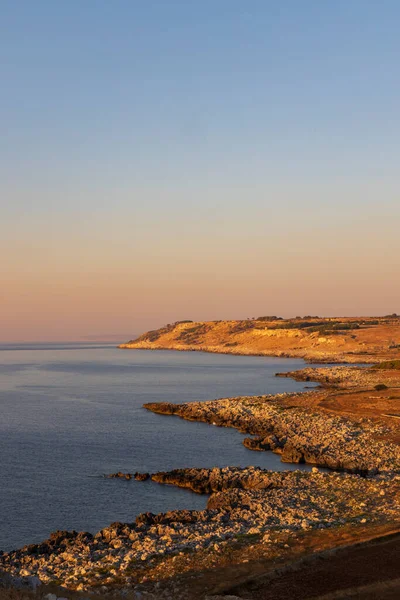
[2,315,400,598]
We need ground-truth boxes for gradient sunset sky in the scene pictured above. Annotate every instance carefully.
[1,1,399,342]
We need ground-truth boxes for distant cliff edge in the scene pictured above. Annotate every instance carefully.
[119,316,400,364]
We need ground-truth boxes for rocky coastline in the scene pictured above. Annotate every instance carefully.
[1,330,400,598]
[143,393,400,474]
[119,317,400,365]
[1,466,399,598]
[276,363,400,388]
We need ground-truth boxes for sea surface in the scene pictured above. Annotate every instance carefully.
[0,344,317,551]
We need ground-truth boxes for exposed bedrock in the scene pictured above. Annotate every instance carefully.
[151,466,278,494]
[2,467,399,593]
[276,365,400,388]
[144,395,400,475]
[136,466,400,531]
[106,471,150,481]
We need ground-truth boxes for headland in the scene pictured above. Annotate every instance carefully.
[1,316,400,599]
[119,315,400,364]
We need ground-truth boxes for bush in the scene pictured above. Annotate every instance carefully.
[177,324,209,344]
[229,321,255,333]
[256,316,282,321]
[373,360,400,370]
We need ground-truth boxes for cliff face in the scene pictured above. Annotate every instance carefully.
[119,317,400,364]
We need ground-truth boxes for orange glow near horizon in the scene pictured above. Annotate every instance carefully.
[2,3,400,342]
[2,203,399,342]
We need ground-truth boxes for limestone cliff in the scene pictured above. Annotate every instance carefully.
[119,316,400,364]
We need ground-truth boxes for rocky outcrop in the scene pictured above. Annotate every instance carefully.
[119,317,400,364]
[134,472,150,481]
[277,365,400,389]
[1,468,399,593]
[151,466,277,494]
[106,471,150,481]
[107,471,133,480]
[144,394,400,475]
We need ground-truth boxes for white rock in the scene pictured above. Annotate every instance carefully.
[19,569,32,577]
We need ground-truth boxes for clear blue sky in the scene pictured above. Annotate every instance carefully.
[1,1,399,340]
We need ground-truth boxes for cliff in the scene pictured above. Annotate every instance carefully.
[119,316,400,363]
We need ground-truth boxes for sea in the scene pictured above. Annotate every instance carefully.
[0,343,318,552]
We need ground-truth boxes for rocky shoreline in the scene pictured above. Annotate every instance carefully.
[143,393,400,474]
[1,467,399,597]
[1,354,400,598]
[276,363,400,388]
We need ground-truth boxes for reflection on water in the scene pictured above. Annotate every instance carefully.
[0,345,316,551]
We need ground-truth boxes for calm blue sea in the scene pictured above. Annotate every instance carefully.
[0,344,316,551]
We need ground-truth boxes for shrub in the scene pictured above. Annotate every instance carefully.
[177,324,209,344]
[372,360,400,370]
[256,316,282,321]
[229,321,255,333]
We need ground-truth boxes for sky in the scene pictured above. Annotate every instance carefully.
[1,1,399,342]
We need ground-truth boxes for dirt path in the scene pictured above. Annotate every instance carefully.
[228,532,400,599]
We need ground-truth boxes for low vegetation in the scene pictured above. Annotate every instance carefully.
[373,360,400,370]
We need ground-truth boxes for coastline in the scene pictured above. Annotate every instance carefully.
[2,321,400,598]
[118,317,400,365]
[119,343,361,365]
